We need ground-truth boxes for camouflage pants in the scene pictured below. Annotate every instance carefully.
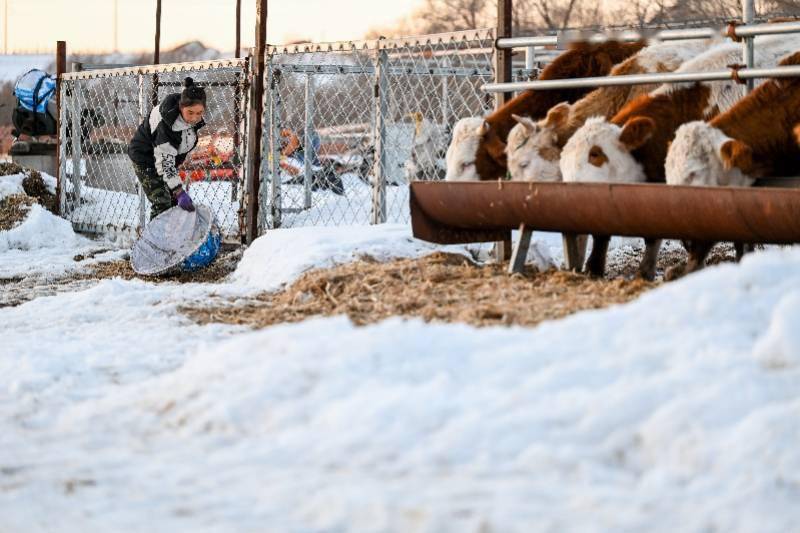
[133,164,176,220]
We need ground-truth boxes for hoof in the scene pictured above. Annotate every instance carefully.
[583,266,605,279]
[664,264,685,282]
[637,266,657,282]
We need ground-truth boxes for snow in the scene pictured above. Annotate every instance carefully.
[1,221,800,531]
[0,54,52,83]
[0,171,87,253]
[233,222,474,291]
[0,172,27,199]
[0,203,84,252]
[0,172,119,280]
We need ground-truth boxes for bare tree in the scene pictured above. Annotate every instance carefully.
[410,0,494,33]
[510,0,602,33]
[365,0,800,41]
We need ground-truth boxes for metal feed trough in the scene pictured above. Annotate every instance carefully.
[411,14,800,274]
[410,180,800,272]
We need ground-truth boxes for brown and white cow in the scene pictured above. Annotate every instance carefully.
[445,40,645,181]
[506,40,708,182]
[664,51,800,277]
[560,34,800,280]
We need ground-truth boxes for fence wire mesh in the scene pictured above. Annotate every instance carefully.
[259,28,538,230]
[59,58,250,240]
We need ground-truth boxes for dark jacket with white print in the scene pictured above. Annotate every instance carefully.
[128,93,205,191]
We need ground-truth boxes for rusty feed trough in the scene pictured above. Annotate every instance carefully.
[409,180,800,273]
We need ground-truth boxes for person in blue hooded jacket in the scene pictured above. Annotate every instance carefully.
[128,77,206,219]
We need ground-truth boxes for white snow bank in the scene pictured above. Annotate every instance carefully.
[0,171,57,201]
[233,223,670,293]
[0,172,27,200]
[232,223,475,291]
[0,203,85,252]
[2,247,800,531]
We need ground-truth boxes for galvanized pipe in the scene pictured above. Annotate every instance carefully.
[495,20,800,49]
[735,21,800,37]
[482,64,800,92]
[525,46,536,70]
[742,0,756,93]
[409,181,800,245]
[371,49,389,225]
[303,74,314,209]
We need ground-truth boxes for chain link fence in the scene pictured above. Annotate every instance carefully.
[259,28,540,231]
[59,58,250,241]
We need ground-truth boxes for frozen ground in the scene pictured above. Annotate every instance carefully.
[1,192,799,532]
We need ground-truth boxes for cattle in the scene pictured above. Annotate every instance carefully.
[559,34,800,280]
[445,40,645,181]
[506,40,707,182]
[664,51,800,278]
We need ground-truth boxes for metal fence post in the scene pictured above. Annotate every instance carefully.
[55,41,66,216]
[265,63,282,229]
[440,56,450,127]
[525,46,535,70]
[493,0,513,261]
[70,62,83,209]
[137,74,148,230]
[742,0,755,93]
[303,73,315,209]
[371,49,388,225]
[58,82,68,216]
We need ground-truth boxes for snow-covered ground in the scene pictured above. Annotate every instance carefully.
[2,194,800,532]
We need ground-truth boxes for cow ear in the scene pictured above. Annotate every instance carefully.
[483,129,508,164]
[719,139,753,174]
[793,124,800,147]
[511,113,537,133]
[619,117,655,150]
[475,120,490,137]
[544,102,571,131]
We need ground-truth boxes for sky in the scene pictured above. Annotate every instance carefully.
[0,0,426,54]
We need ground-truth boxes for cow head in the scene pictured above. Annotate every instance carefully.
[666,121,754,187]
[505,104,571,182]
[560,116,651,183]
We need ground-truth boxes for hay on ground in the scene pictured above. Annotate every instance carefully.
[0,194,36,231]
[181,252,655,329]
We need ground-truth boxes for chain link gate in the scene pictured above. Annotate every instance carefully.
[259,29,540,231]
[59,58,250,241]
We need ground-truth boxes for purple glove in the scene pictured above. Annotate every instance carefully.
[175,189,195,212]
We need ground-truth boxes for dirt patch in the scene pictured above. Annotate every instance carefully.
[181,252,655,329]
[1,248,243,308]
[0,194,36,231]
[0,162,24,176]
[76,248,241,284]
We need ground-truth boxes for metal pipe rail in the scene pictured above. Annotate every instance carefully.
[482,64,800,92]
[495,20,800,49]
[409,181,800,246]
[61,58,249,80]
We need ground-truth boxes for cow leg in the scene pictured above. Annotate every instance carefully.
[638,238,662,281]
[735,242,755,262]
[685,241,715,274]
[584,235,610,278]
[563,233,588,271]
[665,240,714,281]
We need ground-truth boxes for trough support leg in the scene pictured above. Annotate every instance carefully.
[562,233,588,271]
[508,224,533,274]
[494,238,512,264]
